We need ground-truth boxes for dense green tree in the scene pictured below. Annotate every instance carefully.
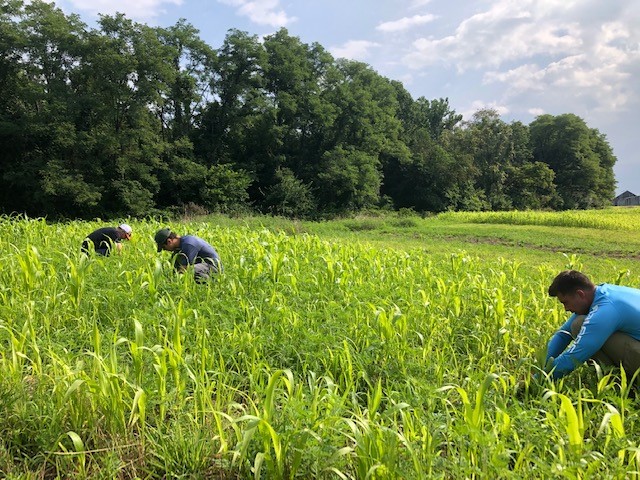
[313,60,407,212]
[264,167,316,217]
[194,29,268,207]
[0,1,93,216]
[326,60,404,157]
[450,109,510,210]
[197,29,268,164]
[0,4,619,218]
[505,162,558,210]
[315,146,381,212]
[201,163,252,211]
[383,94,463,211]
[77,14,166,216]
[156,20,215,141]
[385,134,464,212]
[438,129,486,211]
[530,113,616,209]
[408,97,462,141]
[262,29,337,182]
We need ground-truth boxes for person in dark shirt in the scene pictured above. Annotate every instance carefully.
[154,227,222,283]
[81,224,132,256]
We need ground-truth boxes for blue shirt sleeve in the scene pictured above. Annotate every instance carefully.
[546,314,576,363]
[551,303,621,378]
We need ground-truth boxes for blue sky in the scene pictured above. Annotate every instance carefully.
[48,0,640,195]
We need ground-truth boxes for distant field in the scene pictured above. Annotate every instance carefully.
[229,206,640,270]
[1,210,640,478]
[437,206,640,230]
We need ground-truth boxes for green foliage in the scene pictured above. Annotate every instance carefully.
[1,213,640,477]
[505,161,559,210]
[530,114,617,209]
[316,146,381,212]
[202,163,252,210]
[0,5,618,219]
[264,167,316,218]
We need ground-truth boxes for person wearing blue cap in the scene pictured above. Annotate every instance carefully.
[154,227,222,283]
[81,224,133,256]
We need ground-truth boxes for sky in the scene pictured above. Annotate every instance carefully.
[46,0,640,195]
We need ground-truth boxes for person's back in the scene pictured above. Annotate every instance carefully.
[82,227,119,256]
[82,224,132,256]
[173,235,222,276]
[178,235,220,265]
[156,228,222,283]
[593,284,640,338]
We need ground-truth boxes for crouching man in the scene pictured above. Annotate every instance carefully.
[154,227,222,283]
[82,224,132,256]
[545,270,640,379]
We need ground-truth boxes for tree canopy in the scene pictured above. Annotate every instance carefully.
[0,1,617,218]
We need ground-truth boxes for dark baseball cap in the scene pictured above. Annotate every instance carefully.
[154,228,171,252]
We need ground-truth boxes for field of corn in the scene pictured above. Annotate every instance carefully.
[2,208,640,479]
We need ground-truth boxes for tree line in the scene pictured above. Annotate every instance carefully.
[0,1,617,219]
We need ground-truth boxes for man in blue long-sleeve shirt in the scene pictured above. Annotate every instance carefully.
[155,228,222,283]
[545,270,640,379]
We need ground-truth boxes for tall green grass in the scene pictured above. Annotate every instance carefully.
[0,213,639,478]
[437,206,640,231]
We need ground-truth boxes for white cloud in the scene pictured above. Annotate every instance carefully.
[405,9,583,70]
[528,107,545,116]
[377,14,437,33]
[218,0,294,28]
[461,100,509,120]
[483,64,545,92]
[600,21,630,43]
[397,73,415,86]
[330,40,381,61]
[400,0,639,114]
[66,0,182,20]
[483,24,639,112]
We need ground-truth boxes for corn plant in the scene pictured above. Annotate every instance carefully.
[1,212,640,478]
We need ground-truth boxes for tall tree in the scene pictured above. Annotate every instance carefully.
[530,113,616,209]
[453,109,513,210]
[0,0,95,216]
[383,93,464,211]
[312,60,407,212]
[156,20,215,141]
[194,29,268,207]
[262,29,337,182]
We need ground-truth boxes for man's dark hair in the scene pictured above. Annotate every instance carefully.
[548,270,595,297]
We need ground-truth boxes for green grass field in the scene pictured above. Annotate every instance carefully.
[2,208,640,478]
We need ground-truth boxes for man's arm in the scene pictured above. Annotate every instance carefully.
[550,304,620,378]
[546,315,576,363]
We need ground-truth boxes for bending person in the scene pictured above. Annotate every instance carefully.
[82,224,132,256]
[155,227,222,283]
[545,270,640,379]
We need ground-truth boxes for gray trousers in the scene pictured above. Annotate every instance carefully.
[571,315,640,377]
[193,262,220,283]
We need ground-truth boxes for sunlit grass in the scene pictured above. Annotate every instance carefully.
[437,206,640,231]
[0,212,640,477]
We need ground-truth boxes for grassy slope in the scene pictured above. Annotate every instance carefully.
[206,206,640,280]
[3,209,640,478]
